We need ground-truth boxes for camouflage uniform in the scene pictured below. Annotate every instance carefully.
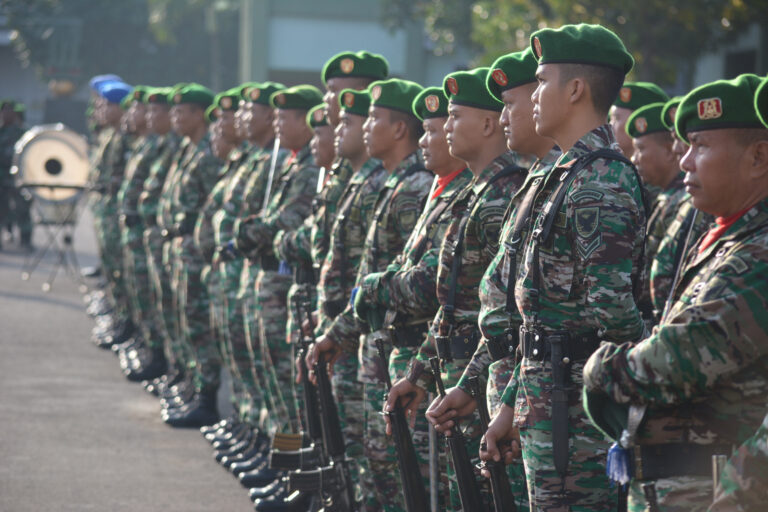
[237,144,319,432]
[161,133,223,393]
[649,193,713,320]
[504,125,646,510]
[139,133,182,366]
[345,150,432,511]
[0,121,24,247]
[710,411,768,512]
[316,157,387,510]
[584,197,768,512]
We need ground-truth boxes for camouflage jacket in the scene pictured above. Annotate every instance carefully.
[0,122,23,181]
[503,124,647,427]
[455,148,561,393]
[103,131,134,202]
[118,134,158,218]
[638,172,686,320]
[649,193,714,320]
[194,146,251,262]
[235,144,319,261]
[327,151,433,353]
[584,198,768,452]
[137,133,182,225]
[316,158,387,335]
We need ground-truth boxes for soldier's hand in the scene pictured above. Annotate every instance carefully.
[306,333,341,385]
[300,311,319,335]
[479,404,521,469]
[383,378,427,434]
[426,386,476,436]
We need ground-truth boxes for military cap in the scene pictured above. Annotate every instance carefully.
[338,88,371,117]
[214,88,241,112]
[169,83,214,108]
[675,74,766,143]
[444,68,503,112]
[89,74,122,91]
[756,76,768,129]
[99,81,132,104]
[625,102,667,138]
[614,81,669,110]
[412,87,449,121]
[530,23,634,75]
[205,104,218,123]
[269,84,322,110]
[0,99,15,109]
[121,85,149,109]
[322,50,389,85]
[661,96,683,131]
[13,102,25,114]
[144,87,172,105]
[486,48,539,101]
[236,82,260,101]
[245,81,286,106]
[369,78,424,115]
[306,104,329,129]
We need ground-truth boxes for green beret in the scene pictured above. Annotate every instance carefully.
[205,104,218,123]
[125,85,149,106]
[613,81,670,110]
[530,23,634,75]
[245,81,285,106]
[444,67,503,112]
[0,99,13,109]
[661,96,683,131]
[170,83,214,108]
[338,88,371,117]
[675,74,766,143]
[626,102,667,138]
[145,87,172,105]
[269,84,323,110]
[214,87,241,111]
[236,82,260,102]
[756,77,768,129]
[322,50,389,85]
[13,102,25,114]
[306,104,329,129]
[412,87,449,121]
[368,78,424,116]
[486,48,539,101]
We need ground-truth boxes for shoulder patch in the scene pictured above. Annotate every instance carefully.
[576,235,601,260]
[570,188,604,204]
[575,206,600,239]
[723,254,749,275]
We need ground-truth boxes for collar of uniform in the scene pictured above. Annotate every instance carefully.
[440,168,473,200]
[691,197,768,266]
[349,157,384,184]
[330,158,354,182]
[556,123,617,168]
[471,151,520,196]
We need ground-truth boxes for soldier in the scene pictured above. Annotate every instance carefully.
[625,101,686,324]
[477,24,646,510]
[322,50,390,127]
[157,84,224,428]
[306,87,388,511]
[609,81,670,159]
[0,100,24,251]
[583,73,768,512]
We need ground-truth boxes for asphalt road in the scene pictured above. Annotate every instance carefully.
[0,207,253,511]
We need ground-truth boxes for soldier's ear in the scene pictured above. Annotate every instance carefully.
[748,139,768,179]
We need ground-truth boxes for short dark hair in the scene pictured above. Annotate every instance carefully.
[559,63,624,115]
[389,109,424,143]
[646,131,673,147]
[730,128,768,148]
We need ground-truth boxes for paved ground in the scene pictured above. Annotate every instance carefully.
[0,208,253,511]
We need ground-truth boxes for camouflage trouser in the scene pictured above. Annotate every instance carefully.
[122,225,163,348]
[7,186,32,244]
[361,334,429,512]
[98,201,130,320]
[519,420,616,511]
[286,282,318,433]
[171,236,220,393]
[486,356,530,511]
[146,229,179,367]
[205,262,240,405]
[162,237,188,369]
[628,477,711,512]
[254,268,296,432]
[332,345,381,512]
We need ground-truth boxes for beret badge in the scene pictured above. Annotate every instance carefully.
[424,95,440,113]
[698,98,723,120]
[340,58,355,74]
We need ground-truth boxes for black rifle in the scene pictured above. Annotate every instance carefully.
[375,337,430,512]
[467,376,516,512]
[429,357,484,511]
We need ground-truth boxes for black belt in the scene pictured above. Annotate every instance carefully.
[487,328,519,362]
[322,299,346,320]
[435,329,479,362]
[634,443,731,481]
[520,327,600,363]
[389,323,428,348]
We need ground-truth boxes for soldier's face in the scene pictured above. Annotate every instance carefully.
[532,64,568,139]
[362,106,395,160]
[444,102,486,163]
[274,109,310,151]
[681,130,749,216]
[419,117,458,176]
[1,104,14,125]
[235,103,248,139]
[324,77,367,127]
[311,125,335,169]
[335,111,366,161]
[127,103,147,134]
[104,102,123,126]
[171,104,204,137]
[500,84,539,154]
[146,104,171,135]
[218,109,238,144]
[247,103,273,141]
[671,131,688,165]
[609,105,634,158]
[631,133,675,188]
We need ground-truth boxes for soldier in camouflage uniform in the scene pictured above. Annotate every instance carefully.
[478,25,647,510]
[608,81,669,161]
[236,85,323,433]
[584,73,768,512]
[625,101,687,324]
[0,100,25,251]
[156,84,223,428]
[330,78,432,510]
[307,87,388,511]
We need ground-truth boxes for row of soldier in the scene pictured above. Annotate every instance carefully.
[84,22,768,512]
